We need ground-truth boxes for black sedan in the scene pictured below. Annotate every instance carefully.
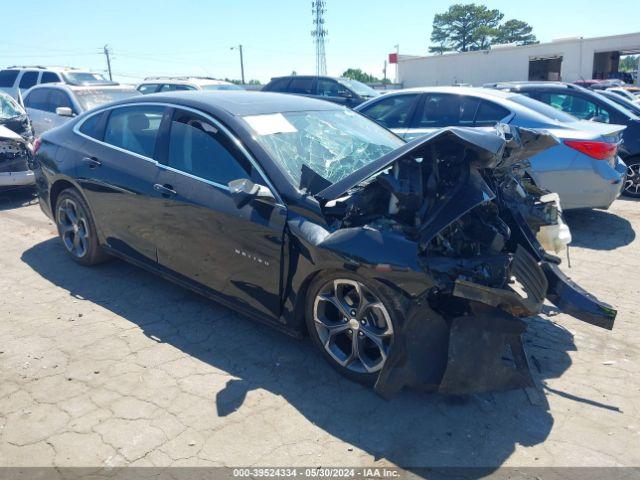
[32,92,616,397]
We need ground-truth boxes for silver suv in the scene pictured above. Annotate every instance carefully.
[136,76,243,94]
[0,66,115,101]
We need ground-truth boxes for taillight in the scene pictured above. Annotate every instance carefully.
[564,140,617,160]
[33,137,42,154]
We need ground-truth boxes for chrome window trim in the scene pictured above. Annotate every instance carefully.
[72,102,284,205]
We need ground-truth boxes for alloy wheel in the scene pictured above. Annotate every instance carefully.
[57,198,89,258]
[313,279,393,374]
[624,163,640,196]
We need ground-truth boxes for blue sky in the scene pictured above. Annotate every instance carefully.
[1,0,638,84]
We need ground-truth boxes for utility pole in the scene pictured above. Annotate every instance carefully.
[231,45,245,85]
[103,45,113,81]
[311,1,327,76]
[383,60,387,84]
[394,44,399,84]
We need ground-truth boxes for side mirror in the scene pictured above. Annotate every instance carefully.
[55,107,74,117]
[228,178,275,208]
[338,89,354,99]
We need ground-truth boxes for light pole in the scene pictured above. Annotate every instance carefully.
[394,44,399,84]
[231,45,245,85]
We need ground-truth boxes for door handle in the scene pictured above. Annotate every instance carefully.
[82,157,101,168]
[153,183,177,197]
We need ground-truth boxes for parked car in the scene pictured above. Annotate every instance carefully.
[136,77,244,94]
[0,66,115,101]
[23,84,141,135]
[596,89,640,116]
[0,91,34,187]
[262,75,379,107]
[489,82,640,197]
[355,86,626,210]
[605,87,640,103]
[32,91,615,396]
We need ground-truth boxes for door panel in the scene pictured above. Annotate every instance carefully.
[154,169,286,318]
[75,105,167,264]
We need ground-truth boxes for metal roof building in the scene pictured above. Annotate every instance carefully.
[398,32,640,87]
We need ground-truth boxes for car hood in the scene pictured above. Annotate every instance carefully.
[315,125,557,201]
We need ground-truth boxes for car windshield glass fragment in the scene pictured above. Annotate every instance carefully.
[243,109,403,190]
[63,72,110,85]
[0,93,25,120]
[337,78,379,98]
[74,89,141,111]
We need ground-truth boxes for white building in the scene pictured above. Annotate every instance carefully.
[398,32,640,87]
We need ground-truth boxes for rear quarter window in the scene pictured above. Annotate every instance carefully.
[79,111,107,140]
[0,70,19,87]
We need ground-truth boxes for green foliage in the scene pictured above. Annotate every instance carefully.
[428,4,537,53]
[494,19,538,45]
[341,68,380,83]
[620,55,639,72]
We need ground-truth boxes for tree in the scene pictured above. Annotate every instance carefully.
[341,68,380,83]
[620,55,639,72]
[494,19,538,45]
[429,4,503,53]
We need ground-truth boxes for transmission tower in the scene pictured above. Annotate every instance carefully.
[311,1,327,75]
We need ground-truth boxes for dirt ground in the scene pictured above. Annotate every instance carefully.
[0,188,639,470]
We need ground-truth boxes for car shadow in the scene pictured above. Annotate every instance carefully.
[0,186,37,211]
[20,238,616,471]
[564,208,635,250]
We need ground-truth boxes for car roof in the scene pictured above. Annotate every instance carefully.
[139,77,234,86]
[388,85,514,100]
[25,83,137,92]
[109,91,343,116]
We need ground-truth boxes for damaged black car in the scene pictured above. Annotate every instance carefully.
[1,91,35,188]
[32,92,616,397]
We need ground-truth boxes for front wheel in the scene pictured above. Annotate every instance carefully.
[623,162,640,198]
[305,273,396,385]
[55,189,110,266]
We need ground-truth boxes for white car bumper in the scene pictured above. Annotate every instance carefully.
[0,170,35,187]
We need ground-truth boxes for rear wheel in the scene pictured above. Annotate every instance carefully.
[623,161,640,198]
[305,272,396,385]
[55,189,109,266]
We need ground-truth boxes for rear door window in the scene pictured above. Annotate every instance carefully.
[264,78,290,92]
[104,106,165,158]
[415,94,462,128]
[360,94,419,129]
[19,71,39,89]
[41,72,62,84]
[0,70,19,87]
[288,77,316,95]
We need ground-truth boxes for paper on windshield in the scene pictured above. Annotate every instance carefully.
[244,113,298,136]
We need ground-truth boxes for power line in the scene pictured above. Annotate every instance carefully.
[311,1,327,75]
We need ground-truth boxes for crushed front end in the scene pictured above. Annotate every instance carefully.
[317,125,617,398]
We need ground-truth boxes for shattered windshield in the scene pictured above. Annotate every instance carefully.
[243,109,403,190]
[0,93,25,120]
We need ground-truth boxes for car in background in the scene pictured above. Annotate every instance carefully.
[596,90,640,116]
[573,79,603,89]
[262,75,379,107]
[355,86,626,210]
[136,77,244,94]
[0,91,34,187]
[605,87,640,103]
[489,82,640,198]
[0,66,116,101]
[23,84,141,135]
[31,91,616,395]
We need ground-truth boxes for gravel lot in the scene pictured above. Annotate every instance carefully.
[0,188,639,469]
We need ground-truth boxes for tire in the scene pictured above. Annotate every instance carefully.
[305,271,401,386]
[622,160,640,198]
[54,188,110,266]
